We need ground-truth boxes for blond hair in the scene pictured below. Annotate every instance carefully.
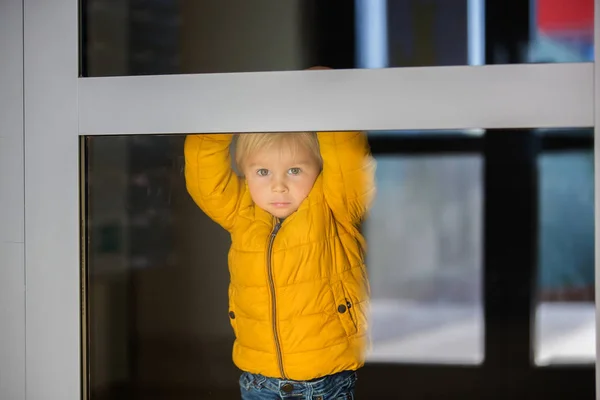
[235,132,322,174]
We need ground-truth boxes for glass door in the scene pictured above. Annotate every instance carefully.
[18,0,598,399]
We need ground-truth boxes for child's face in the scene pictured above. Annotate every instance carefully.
[243,142,320,219]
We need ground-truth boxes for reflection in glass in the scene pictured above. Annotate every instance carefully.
[83,132,594,399]
[81,0,594,77]
[535,151,595,365]
[83,133,487,399]
[529,0,594,62]
[86,134,244,399]
[364,155,483,364]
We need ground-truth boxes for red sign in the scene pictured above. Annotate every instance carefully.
[537,0,593,33]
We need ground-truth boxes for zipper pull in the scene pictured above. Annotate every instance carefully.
[272,221,282,236]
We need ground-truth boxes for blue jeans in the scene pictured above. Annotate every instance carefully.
[239,370,357,399]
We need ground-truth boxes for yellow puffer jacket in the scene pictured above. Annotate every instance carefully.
[184,131,375,381]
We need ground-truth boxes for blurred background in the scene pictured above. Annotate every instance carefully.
[81,0,595,399]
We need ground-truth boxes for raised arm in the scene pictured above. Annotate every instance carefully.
[318,131,376,225]
[184,133,243,231]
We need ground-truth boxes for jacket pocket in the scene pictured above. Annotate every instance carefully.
[228,286,239,338]
[332,281,358,336]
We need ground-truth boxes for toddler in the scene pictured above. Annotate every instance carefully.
[184,130,375,399]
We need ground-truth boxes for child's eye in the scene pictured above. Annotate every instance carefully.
[288,168,301,175]
[256,168,269,176]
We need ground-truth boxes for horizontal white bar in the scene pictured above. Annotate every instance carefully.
[79,63,594,136]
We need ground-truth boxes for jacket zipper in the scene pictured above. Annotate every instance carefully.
[267,219,286,378]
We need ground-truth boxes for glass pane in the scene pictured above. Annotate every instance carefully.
[83,131,484,399]
[535,127,593,136]
[81,0,594,77]
[364,154,483,364]
[535,150,595,365]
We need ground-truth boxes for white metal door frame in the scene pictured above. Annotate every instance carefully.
[0,0,595,398]
[0,0,25,397]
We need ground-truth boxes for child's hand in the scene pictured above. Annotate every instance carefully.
[306,66,332,71]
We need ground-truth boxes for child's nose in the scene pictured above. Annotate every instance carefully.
[272,177,288,192]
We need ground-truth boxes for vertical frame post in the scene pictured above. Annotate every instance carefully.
[594,0,600,397]
[23,0,80,399]
[0,0,25,397]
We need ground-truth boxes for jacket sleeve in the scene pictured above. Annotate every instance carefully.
[184,133,243,231]
[318,131,376,225]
